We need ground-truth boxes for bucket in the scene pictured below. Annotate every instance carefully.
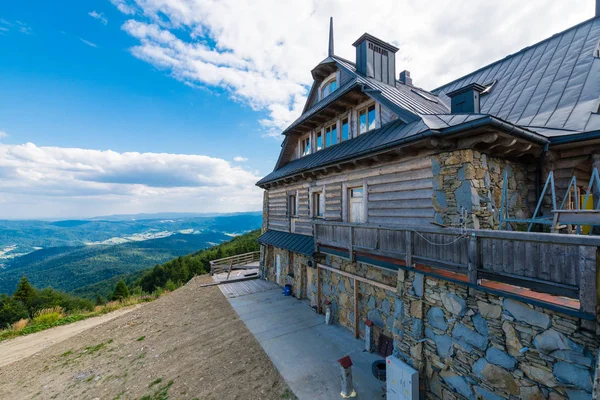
[283,284,292,296]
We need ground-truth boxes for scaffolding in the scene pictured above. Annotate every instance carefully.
[499,168,600,234]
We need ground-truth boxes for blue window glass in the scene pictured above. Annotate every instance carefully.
[367,105,376,131]
[341,118,349,140]
[330,126,337,145]
[359,109,367,134]
[321,79,337,99]
[317,132,323,150]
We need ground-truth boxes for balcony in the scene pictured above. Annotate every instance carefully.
[314,221,600,318]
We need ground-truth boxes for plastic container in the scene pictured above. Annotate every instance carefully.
[283,284,292,296]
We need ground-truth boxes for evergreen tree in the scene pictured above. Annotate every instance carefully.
[112,280,130,301]
[13,276,35,307]
[95,294,105,306]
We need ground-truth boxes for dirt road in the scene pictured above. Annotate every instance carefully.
[0,306,139,368]
[0,276,293,399]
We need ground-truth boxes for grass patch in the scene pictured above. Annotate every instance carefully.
[137,336,146,341]
[281,388,296,399]
[84,339,113,354]
[149,378,162,388]
[141,379,174,400]
[61,350,73,357]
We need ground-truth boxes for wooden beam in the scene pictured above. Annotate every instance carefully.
[317,266,322,313]
[317,263,396,292]
[354,278,359,339]
[489,137,517,150]
[458,133,498,148]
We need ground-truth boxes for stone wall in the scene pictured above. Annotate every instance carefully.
[262,248,598,399]
[432,150,529,230]
[396,271,598,400]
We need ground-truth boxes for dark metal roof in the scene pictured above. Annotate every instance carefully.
[432,17,600,135]
[257,114,547,186]
[258,230,315,257]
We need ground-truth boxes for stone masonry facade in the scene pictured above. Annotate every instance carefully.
[263,247,599,399]
[432,150,529,230]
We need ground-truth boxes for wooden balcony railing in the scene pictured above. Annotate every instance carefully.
[314,221,600,317]
[209,251,260,276]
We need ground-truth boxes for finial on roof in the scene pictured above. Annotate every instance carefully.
[328,17,334,57]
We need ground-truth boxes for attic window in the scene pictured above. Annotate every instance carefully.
[481,79,498,95]
[321,78,338,99]
[411,89,438,103]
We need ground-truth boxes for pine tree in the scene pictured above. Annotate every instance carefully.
[112,280,130,301]
[13,276,35,307]
[95,294,105,306]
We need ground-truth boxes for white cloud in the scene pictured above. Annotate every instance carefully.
[0,142,263,219]
[111,0,591,137]
[233,156,248,162]
[0,131,7,138]
[89,11,108,25]
[80,38,98,48]
[0,19,33,35]
[110,0,137,15]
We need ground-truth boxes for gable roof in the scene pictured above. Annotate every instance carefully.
[432,17,600,135]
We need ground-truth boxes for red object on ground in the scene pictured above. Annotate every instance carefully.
[365,319,374,327]
[337,355,353,369]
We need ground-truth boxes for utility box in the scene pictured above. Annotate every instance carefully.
[386,355,418,400]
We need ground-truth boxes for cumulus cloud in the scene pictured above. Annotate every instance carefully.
[88,11,108,25]
[0,143,262,219]
[110,0,590,136]
[233,156,248,162]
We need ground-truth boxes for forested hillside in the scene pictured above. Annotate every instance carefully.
[74,230,261,300]
[0,232,230,295]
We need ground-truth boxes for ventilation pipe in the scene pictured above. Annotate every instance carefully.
[399,70,413,86]
[447,83,486,113]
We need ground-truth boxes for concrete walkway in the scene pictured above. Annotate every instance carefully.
[228,284,385,400]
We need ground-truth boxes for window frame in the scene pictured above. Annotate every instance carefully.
[324,122,337,148]
[288,193,297,218]
[320,77,338,99]
[341,117,349,141]
[358,104,377,135]
[299,135,311,157]
[310,187,325,219]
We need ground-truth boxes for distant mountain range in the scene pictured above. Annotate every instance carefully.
[0,212,262,295]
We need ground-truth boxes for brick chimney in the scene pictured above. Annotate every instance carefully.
[399,70,412,86]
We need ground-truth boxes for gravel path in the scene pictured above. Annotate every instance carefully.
[0,276,294,399]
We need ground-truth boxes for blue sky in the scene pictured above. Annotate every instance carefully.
[0,0,593,219]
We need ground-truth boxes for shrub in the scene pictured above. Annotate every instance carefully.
[112,280,130,301]
[103,301,121,312]
[0,295,29,328]
[32,307,64,325]
[11,318,29,331]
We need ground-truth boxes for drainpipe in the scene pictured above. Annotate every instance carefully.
[535,144,549,222]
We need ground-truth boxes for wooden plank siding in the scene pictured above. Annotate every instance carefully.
[266,154,436,236]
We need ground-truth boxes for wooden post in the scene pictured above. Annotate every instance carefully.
[578,245,598,316]
[353,278,359,339]
[317,266,322,314]
[468,235,480,286]
[226,260,233,280]
[349,225,355,261]
[405,230,413,267]
[314,222,319,254]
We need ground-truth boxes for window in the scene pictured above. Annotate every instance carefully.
[300,137,311,157]
[321,79,338,99]
[348,187,365,223]
[316,131,323,151]
[288,194,297,217]
[325,123,337,147]
[358,104,376,134]
[313,192,323,218]
[341,118,349,141]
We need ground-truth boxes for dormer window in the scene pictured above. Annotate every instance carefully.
[358,104,376,134]
[321,78,337,99]
[300,136,311,157]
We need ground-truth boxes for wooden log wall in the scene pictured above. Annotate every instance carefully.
[266,153,436,236]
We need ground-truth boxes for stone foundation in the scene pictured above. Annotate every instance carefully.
[263,246,598,399]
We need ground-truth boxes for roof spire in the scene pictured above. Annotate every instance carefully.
[328,17,334,57]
